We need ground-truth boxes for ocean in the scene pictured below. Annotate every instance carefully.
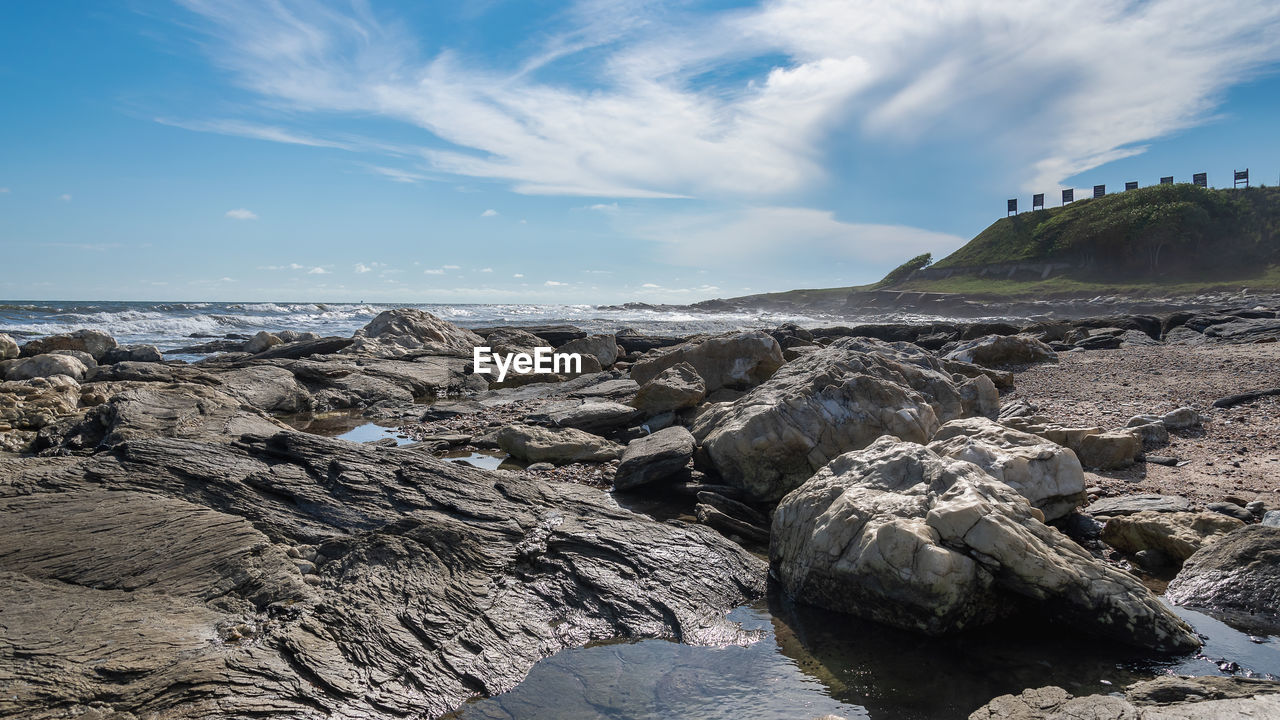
[0,300,864,353]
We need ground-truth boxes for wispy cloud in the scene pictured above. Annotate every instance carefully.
[307,266,330,274]
[225,208,258,220]
[172,0,1280,197]
[423,268,445,275]
[0,188,10,194]
[635,205,966,270]
[544,280,567,286]
[257,263,306,271]
[59,194,72,202]
[480,209,498,217]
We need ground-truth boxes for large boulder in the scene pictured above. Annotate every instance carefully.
[944,334,1056,367]
[771,436,1199,651]
[556,334,618,368]
[1166,525,1280,621]
[100,344,164,364]
[5,353,89,382]
[928,417,1085,521]
[1100,511,1245,561]
[20,329,117,360]
[0,333,18,360]
[691,338,970,502]
[613,426,695,491]
[630,362,706,415]
[343,308,484,358]
[496,424,623,464]
[0,376,83,452]
[630,331,783,392]
[243,331,283,354]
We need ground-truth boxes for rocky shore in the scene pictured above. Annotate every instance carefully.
[2,300,1279,719]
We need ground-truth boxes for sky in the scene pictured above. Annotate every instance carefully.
[2,0,1280,304]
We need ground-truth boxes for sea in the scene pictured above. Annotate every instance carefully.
[0,300,962,353]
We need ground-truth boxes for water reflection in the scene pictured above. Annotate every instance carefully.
[449,586,1279,720]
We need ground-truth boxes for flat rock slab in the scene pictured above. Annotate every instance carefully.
[0,430,765,719]
[1085,494,1192,516]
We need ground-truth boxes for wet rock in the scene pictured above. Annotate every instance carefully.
[1100,511,1244,561]
[5,353,89,382]
[20,329,117,360]
[928,417,1085,521]
[1086,494,1192,516]
[630,331,784,392]
[969,676,1280,719]
[0,333,17,360]
[100,344,164,364]
[1206,501,1255,523]
[613,426,695,491]
[544,401,642,433]
[343,308,484,358]
[243,331,284,354]
[0,430,764,719]
[496,424,623,464]
[630,362,706,415]
[1076,430,1141,470]
[693,338,970,502]
[249,336,356,360]
[771,437,1198,651]
[943,334,1056,368]
[1167,525,1280,625]
[695,503,769,544]
[556,334,618,368]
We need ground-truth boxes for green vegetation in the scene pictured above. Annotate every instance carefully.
[876,253,933,287]
[931,184,1280,276]
[891,264,1280,298]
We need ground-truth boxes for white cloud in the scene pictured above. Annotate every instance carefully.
[307,266,329,274]
[544,280,567,286]
[424,268,445,275]
[478,267,493,272]
[588,203,619,212]
[640,283,661,288]
[480,209,498,217]
[513,273,524,278]
[0,188,9,194]
[368,165,428,184]
[172,0,1280,198]
[442,264,460,270]
[257,263,307,271]
[59,194,72,202]
[636,205,966,270]
[354,263,373,273]
[219,277,235,282]
[225,208,258,220]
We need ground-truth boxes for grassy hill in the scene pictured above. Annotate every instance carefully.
[887,184,1280,296]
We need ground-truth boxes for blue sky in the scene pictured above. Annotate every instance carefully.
[2,0,1280,303]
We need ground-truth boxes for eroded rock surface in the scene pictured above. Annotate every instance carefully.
[0,430,766,719]
[1166,525,1280,623]
[969,676,1280,719]
[630,331,784,392]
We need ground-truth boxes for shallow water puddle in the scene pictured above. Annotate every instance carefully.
[447,596,1279,720]
[279,410,416,446]
[439,450,513,471]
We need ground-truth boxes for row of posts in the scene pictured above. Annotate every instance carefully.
[1007,169,1250,215]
